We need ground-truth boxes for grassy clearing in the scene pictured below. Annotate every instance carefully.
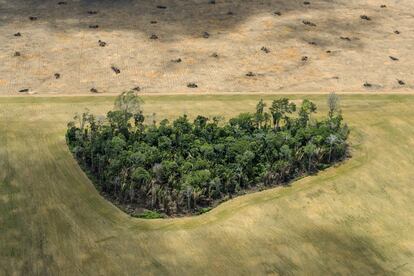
[1,94,414,275]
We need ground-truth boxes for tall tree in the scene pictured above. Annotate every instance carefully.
[114,90,143,120]
[255,99,266,128]
[327,92,340,119]
[299,99,317,126]
[269,98,296,130]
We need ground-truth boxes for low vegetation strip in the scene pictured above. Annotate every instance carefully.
[66,92,349,216]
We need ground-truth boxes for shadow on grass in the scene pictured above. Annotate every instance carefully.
[263,228,393,274]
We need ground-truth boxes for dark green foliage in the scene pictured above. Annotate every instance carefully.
[66,93,349,216]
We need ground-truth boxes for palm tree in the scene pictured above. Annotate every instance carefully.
[326,134,339,162]
[185,185,192,210]
[255,99,266,128]
[264,112,271,129]
[304,143,317,173]
[192,187,203,208]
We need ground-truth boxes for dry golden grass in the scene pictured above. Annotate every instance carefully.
[1,94,414,275]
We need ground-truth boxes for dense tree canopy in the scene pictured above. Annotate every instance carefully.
[67,92,349,216]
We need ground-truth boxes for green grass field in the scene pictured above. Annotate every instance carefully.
[1,94,414,275]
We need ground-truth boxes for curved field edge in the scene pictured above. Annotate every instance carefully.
[1,94,414,275]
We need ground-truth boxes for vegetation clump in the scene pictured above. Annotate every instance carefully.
[66,92,349,216]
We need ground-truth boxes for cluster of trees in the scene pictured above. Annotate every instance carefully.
[66,92,349,216]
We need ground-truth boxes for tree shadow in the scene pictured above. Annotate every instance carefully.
[1,0,388,94]
[1,0,366,41]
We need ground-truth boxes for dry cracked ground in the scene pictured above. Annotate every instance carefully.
[0,0,413,95]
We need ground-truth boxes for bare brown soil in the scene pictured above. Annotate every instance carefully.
[1,0,413,95]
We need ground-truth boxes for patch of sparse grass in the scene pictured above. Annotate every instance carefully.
[136,210,164,219]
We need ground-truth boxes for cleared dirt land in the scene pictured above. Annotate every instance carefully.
[1,94,414,275]
[1,0,414,95]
